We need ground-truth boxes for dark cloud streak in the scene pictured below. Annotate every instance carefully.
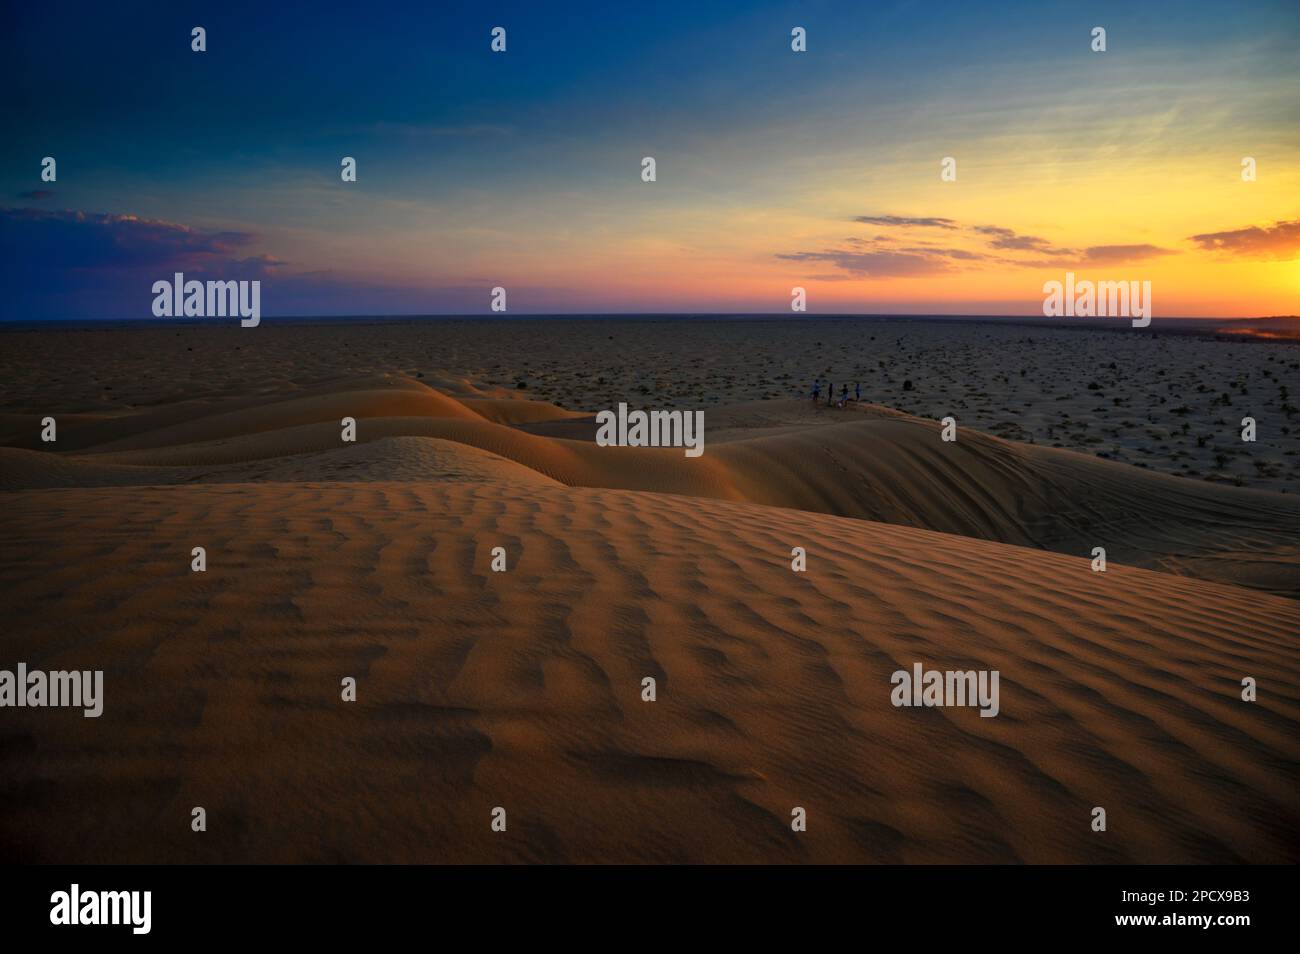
[1189,220,1300,258]
[854,215,959,230]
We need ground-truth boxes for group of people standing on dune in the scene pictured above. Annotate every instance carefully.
[811,380,861,408]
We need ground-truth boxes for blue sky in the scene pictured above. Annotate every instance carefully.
[3,0,1298,318]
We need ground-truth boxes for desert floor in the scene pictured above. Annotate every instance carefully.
[1,318,1297,863]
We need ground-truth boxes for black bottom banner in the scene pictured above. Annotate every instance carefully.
[4,864,1284,942]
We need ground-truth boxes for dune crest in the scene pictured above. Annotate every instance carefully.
[7,381,1296,595]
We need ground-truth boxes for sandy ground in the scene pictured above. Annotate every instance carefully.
[1,318,1297,863]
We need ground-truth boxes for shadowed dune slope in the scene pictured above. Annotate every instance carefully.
[1,482,1297,864]
[713,415,1300,596]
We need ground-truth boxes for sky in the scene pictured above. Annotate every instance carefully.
[2,0,1298,319]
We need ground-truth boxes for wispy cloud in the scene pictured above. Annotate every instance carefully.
[1080,244,1174,263]
[0,208,257,270]
[0,206,505,319]
[854,215,959,230]
[1189,220,1300,259]
[784,214,1176,277]
[972,225,1070,255]
[777,248,960,278]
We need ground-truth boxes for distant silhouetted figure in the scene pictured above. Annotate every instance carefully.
[811,380,821,403]
[827,381,834,406]
[840,383,848,406]
[855,381,861,401]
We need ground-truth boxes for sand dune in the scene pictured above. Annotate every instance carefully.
[1,481,1296,864]
[7,378,1296,595]
[2,366,1297,864]
[711,408,1300,597]
[5,319,1296,489]
[455,396,590,426]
